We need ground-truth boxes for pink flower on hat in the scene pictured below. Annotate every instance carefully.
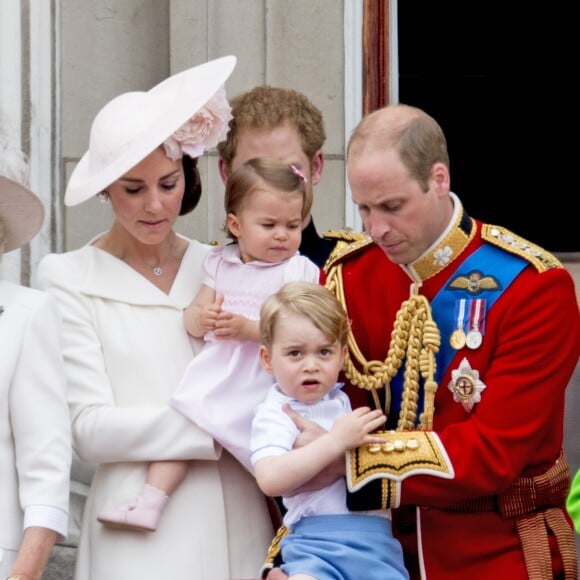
[163,85,233,160]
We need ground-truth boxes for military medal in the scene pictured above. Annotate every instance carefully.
[466,329,482,349]
[450,329,466,349]
[466,299,486,350]
[450,298,467,350]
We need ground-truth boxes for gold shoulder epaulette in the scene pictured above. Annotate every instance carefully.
[323,228,368,243]
[323,229,373,272]
[482,224,563,272]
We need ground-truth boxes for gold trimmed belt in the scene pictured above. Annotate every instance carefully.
[263,453,577,579]
[425,451,577,580]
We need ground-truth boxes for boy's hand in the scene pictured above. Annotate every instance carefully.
[280,404,386,495]
[330,407,387,449]
[283,403,326,448]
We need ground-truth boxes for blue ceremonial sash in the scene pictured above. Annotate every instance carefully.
[389,244,527,422]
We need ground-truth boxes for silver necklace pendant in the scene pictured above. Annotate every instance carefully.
[152,267,163,277]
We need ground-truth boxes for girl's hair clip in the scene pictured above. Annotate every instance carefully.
[290,164,308,184]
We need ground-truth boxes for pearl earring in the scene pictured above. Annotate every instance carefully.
[97,191,110,203]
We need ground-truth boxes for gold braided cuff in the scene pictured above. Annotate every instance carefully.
[347,430,454,504]
[259,524,289,578]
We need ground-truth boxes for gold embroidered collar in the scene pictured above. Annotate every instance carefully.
[405,193,476,282]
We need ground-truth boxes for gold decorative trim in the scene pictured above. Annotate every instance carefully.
[323,234,373,272]
[326,268,440,431]
[260,524,289,572]
[410,214,476,281]
[482,224,563,272]
[347,430,454,494]
[323,228,369,242]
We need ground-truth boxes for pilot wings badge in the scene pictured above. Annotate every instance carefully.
[447,270,500,295]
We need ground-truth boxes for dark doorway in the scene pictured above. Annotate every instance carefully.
[397,3,575,252]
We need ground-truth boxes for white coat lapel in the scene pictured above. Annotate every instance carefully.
[81,246,178,307]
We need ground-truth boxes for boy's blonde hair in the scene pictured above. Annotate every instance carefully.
[260,281,349,349]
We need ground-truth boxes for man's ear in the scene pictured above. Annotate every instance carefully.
[430,161,450,195]
[310,150,324,186]
[259,345,274,373]
[218,158,230,185]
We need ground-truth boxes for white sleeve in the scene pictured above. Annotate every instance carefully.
[11,291,71,538]
[250,401,298,466]
[36,254,219,465]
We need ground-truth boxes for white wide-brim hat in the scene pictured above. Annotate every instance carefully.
[65,55,237,206]
[0,175,44,253]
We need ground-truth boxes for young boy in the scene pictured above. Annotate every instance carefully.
[251,281,409,580]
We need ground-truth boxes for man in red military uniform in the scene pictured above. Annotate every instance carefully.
[264,104,579,580]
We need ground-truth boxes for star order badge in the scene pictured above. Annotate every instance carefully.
[448,357,486,413]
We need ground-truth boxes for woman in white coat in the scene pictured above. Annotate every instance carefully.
[36,56,274,580]
[0,142,71,579]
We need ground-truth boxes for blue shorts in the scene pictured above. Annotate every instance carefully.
[280,513,409,579]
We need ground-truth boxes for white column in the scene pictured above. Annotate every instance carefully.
[0,0,58,284]
[343,0,363,233]
[29,0,61,267]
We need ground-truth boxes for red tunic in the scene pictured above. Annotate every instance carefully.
[322,206,580,579]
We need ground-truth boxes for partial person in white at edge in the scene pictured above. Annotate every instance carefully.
[0,140,71,580]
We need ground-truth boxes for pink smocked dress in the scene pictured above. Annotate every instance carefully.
[170,243,319,471]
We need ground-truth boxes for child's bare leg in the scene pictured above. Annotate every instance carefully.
[146,460,189,495]
[96,460,189,531]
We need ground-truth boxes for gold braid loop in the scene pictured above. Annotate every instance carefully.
[398,308,420,430]
[325,264,441,431]
[419,319,441,429]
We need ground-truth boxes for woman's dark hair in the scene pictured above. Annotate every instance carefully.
[179,155,202,215]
